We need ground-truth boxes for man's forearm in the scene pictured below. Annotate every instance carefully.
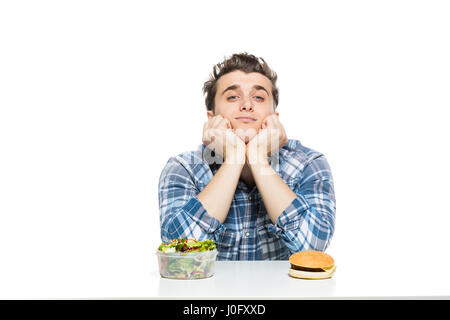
[197,161,244,224]
[249,161,297,224]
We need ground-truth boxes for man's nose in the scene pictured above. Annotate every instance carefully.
[239,97,254,111]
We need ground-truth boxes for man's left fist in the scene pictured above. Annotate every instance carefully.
[246,114,288,165]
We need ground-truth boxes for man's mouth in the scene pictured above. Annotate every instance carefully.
[235,117,256,123]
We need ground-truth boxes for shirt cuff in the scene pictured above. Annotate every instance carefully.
[182,195,225,238]
[267,193,311,237]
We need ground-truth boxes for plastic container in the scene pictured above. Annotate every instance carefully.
[156,249,218,280]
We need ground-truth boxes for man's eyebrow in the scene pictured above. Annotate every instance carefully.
[253,85,269,95]
[221,84,269,96]
[221,84,240,96]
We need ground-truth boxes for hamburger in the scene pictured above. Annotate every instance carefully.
[288,250,336,279]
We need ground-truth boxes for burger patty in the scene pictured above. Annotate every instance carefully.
[290,264,327,272]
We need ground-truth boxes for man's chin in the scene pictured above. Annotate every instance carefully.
[232,126,259,144]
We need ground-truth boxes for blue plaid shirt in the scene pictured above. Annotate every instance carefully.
[158,139,336,260]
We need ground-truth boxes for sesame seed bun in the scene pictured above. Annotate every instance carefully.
[289,250,334,269]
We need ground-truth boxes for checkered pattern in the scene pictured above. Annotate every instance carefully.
[158,139,336,260]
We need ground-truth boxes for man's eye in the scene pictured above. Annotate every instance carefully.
[254,96,264,101]
[227,96,238,101]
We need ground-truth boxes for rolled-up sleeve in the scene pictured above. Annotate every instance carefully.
[267,154,336,253]
[158,157,225,243]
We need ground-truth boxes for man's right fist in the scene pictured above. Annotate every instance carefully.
[202,115,246,165]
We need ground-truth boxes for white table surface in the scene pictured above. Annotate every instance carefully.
[155,261,450,299]
[3,258,450,299]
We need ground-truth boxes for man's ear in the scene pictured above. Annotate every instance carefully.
[207,110,214,119]
[276,112,279,117]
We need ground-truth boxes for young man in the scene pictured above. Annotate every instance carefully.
[158,53,335,260]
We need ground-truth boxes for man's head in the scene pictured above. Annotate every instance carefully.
[203,53,279,133]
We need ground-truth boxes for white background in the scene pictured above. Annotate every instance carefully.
[1,1,449,298]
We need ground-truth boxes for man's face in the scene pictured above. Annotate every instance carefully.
[207,70,278,138]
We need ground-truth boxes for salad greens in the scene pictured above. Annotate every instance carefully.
[157,238,217,279]
[158,238,216,253]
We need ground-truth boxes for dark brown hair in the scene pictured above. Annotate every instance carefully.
[202,53,279,113]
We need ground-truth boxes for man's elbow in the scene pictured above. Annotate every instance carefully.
[160,213,185,242]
